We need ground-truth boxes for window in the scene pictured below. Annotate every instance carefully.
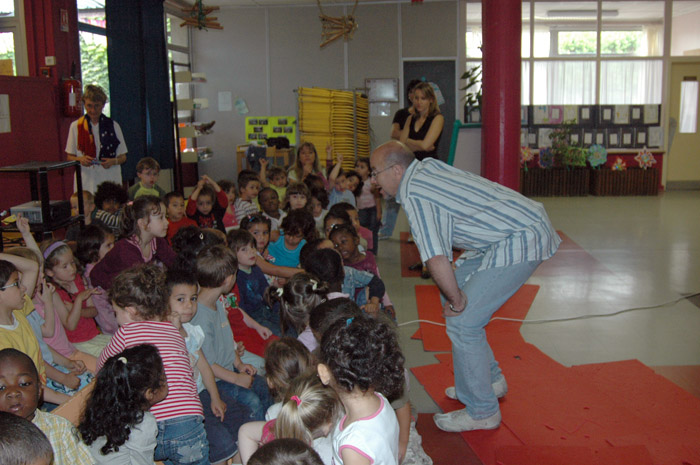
[0,0,27,76]
[78,0,110,115]
[464,1,665,105]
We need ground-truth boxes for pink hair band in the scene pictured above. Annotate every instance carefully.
[291,395,302,406]
[43,241,67,259]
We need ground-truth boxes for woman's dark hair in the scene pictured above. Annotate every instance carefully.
[240,212,271,232]
[406,78,422,100]
[120,195,163,239]
[281,209,317,243]
[267,272,329,335]
[327,222,358,243]
[309,297,362,340]
[319,314,405,400]
[79,344,166,455]
[343,170,363,197]
[310,187,329,210]
[94,181,128,210]
[302,249,344,286]
[76,224,111,266]
[248,438,323,465]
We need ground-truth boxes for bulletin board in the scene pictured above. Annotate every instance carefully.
[245,116,297,145]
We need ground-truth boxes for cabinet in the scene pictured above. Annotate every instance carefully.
[170,61,212,196]
[0,161,84,251]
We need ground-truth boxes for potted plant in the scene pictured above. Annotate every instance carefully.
[461,64,482,123]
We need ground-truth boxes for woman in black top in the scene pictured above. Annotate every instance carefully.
[391,79,422,140]
[400,82,445,160]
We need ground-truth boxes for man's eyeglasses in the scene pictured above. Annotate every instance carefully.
[0,281,20,291]
[370,164,396,179]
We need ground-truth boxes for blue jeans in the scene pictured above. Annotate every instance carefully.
[215,375,273,422]
[200,389,251,463]
[379,198,400,237]
[444,257,541,419]
[154,415,209,465]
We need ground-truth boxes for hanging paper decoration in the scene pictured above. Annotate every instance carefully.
[612,157,627,171]
[181,1,222,30]
[634,148,656,170]
[538,147,554,169]
[520,147,533,171]
[587,144,608,168]
[317,0,359,48]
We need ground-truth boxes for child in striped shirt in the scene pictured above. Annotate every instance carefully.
[98,264,209,465]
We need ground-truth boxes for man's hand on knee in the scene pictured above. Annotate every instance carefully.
[442,289,467,317]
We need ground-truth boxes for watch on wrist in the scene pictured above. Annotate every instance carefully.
[449,302,465,313]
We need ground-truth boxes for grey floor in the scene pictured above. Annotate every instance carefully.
[376,191,700,414]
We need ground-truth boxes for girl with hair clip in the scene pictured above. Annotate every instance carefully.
[283,182,312,213]
[239,372,341,465]
[79,344,168,464]
[41,239,111,358]
[288,142,329,190]
[318,314,406,465]
[267,273,329,352]
[90,195,175,291]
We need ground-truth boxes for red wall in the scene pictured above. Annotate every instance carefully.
[0,0,81,210]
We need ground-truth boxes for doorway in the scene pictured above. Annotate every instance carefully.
[403,59,456,163]
[666,61,700,189]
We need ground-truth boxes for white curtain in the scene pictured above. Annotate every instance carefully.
[533,61,596,104]
[600,60,663,104]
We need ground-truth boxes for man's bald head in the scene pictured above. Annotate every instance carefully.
[370,141,415,198]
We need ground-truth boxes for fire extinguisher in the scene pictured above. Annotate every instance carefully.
[62,62,82,117]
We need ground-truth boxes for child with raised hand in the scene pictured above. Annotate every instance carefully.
[186,175,229,233]
[327,150,356,209]
[191,245,273,421]
[267,273,329,352]
[166,269,253,465]
[354,158,382,255]
[164,191,198,244]
[218,179,239,231]
[41,240,110,357]
[0,411,54,465]
[262,337,313,420]
[91,195,175,291]
[328,223,395,320]
[269,209,317,269]
[92,180,129,236]
[239,372,341,465]
[229,230,283,336]
[318,314,405,465]
[128,157,165,200]
[79,344,168,464]
[100,264,209,465]
[302,248,385,316]
[0,348,93,464]
[260,163,288,203]
[283,182,312,213]
[235,170,262,223]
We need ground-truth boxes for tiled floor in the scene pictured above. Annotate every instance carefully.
[376,191,700,414]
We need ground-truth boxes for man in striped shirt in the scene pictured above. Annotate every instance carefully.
[371,141,561,432]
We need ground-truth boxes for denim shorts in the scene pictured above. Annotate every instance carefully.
[154,415,210,465]
[216,375,273,422]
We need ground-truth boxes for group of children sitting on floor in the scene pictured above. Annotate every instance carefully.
[0,143,430,465]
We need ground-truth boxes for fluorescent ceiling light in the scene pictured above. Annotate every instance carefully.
[547,9,619,18]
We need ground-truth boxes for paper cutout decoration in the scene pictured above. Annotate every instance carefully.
[318,0,359,48]
[635,148,657,169]
[181,1,222,30]
[587,144,608,168]
[612,157,627,171]
[520,146,534,170]
[538,148,554,169]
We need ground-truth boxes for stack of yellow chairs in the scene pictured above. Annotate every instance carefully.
[298,87,369,169]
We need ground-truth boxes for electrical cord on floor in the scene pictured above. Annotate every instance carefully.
[397,291,700,328]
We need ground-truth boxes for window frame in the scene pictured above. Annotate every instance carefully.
[0,0,28,76]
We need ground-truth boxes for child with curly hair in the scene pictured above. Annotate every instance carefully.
[318,314,405,465]
[80,344,168,464]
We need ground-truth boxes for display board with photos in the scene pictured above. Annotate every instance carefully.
[245,116,297,145]
[519,104,663,150]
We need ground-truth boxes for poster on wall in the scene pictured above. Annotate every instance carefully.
[245,116,297,145]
